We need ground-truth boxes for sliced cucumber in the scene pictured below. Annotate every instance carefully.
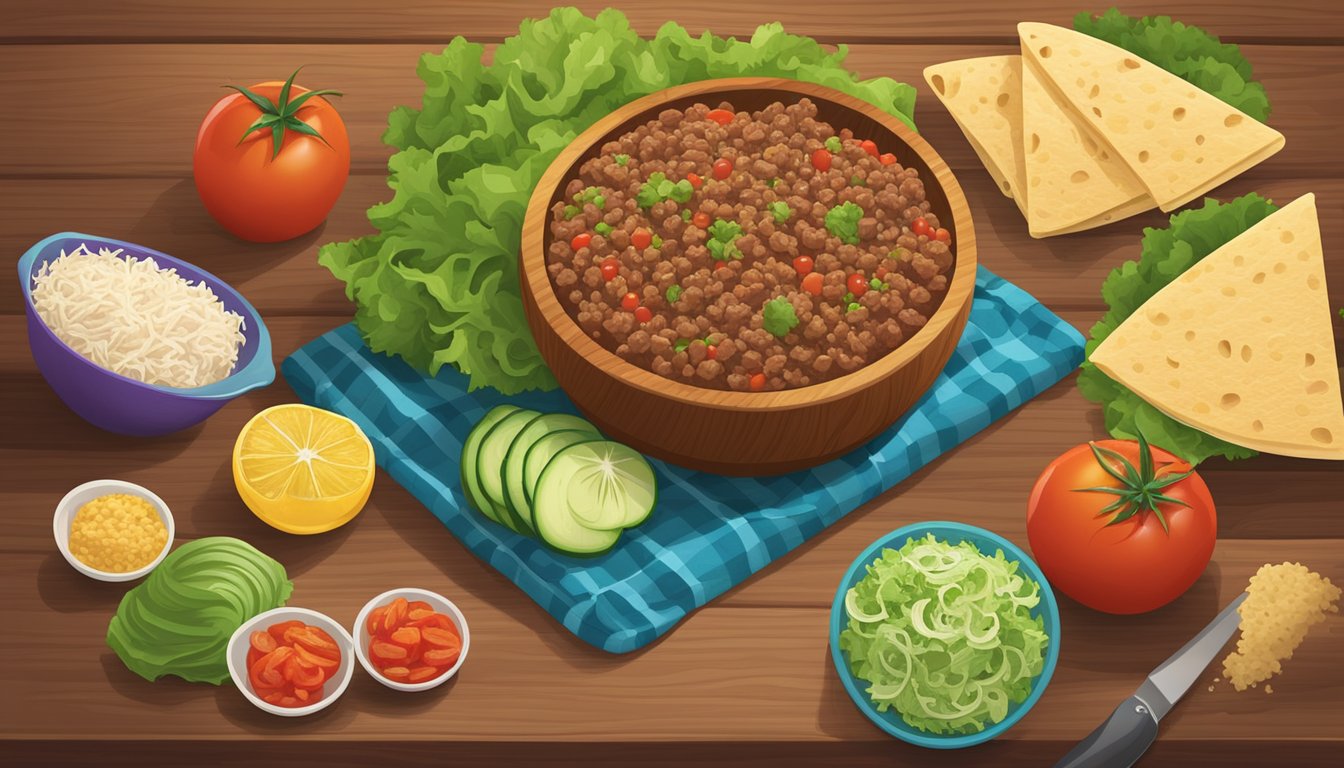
[475,409,541,533]
[460,404,518,524]
[534,441,657,555]
[514,429,600,533]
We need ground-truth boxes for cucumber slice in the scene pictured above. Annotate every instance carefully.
[475,409,541,533]
[534,441,657,554]
[460,404,518,524]
[514,429,600,533]
[503,417,599,533]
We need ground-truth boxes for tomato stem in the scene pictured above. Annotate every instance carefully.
[1073,432,1193,533]
[226,66,343,159]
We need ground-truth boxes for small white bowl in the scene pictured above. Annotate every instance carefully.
[52,479,175,582]
[226,607,355,718]
[353,587,470,692]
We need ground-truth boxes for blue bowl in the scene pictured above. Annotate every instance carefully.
[18,232,274,436]
[829,521,1061,749]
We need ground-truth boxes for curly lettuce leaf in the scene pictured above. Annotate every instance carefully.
[1074,7,1270,122]
[320,6,916,393]
[1078,194,1281,464]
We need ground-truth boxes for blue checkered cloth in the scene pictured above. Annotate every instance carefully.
[283,268,1083,653]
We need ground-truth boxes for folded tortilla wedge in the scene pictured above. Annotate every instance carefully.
[1019,22,1284,212]
[923,56,1028,216]
[1019,54,1155,237]
[1090,194,1343,460]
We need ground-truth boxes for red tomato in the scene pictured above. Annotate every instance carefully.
[706,344,718,360]
[846,273,868,297]
[712,158,733,180]
[859,139,879,157]
[631,228,652,249]
[571,232,592,251]
[811,149,832,171]
[749,373,767,391]
[621,292,640,311]
[692,211,711,228]
[705,108,734,125]
[934,228,951,243]
[600,257,620,281]
[193,71,349,243]
[714,261,728,272]
[801,271,824,296]
[1027,438,1216,615]
[879,152,897,166]
[687,172,703,189]
[634,306,653,323]
[911,217,932,237]
[793,255,814,276]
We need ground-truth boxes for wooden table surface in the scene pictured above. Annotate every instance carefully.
[3,1,1341,765]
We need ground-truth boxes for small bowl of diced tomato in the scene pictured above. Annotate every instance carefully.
[226,607,355,717]
[353,588,469,692]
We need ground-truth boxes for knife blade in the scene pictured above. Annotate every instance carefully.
[1053,592,1247,768]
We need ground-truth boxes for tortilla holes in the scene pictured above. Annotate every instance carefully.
[1030,134,1041,153]
[996,92,1010,108]
[1225,114,1243,127]
[1307,275,1321,290]
[1220,393,1241,409]
[1222,286,1236,297]
[1274,262,1287,274]
[1071,170,1089,183]
[1173,107,1187,121]
[1193,402,1211,414]
[1138,150,1150,163]
[1185,330,1196,341]
[1195,134,1206,145]
[1312,428,1334,445]
[1253,272,1266,284]
[1092,106,1103,117]
[1150,311,1169,325]
[1131,362,1144,373]
[1166,356,1180,369]
[1305,353,1316,367]
[1281,231,1294,243]
[1241,345,1253,362]
[930,74,946,95]
[1122,58,1141,69]
[1089,84,1100,98]
[1218,340,1232,358]
[1307,380,1328,395]
[1039,46,1052,58]
[1252,420,1264,432]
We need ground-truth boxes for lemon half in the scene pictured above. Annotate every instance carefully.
[233,404,375,534]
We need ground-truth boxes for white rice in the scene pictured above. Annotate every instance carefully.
[30,243,247,388]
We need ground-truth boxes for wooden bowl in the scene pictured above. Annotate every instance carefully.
[521,77,977,476]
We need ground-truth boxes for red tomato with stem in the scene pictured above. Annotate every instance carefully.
[193,68,348,243]
[1026,435,1216,615]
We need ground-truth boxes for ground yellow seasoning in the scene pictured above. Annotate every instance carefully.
[1221,562,1341,692]
[69,494,167,573]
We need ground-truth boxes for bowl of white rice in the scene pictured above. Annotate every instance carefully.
[19,232,274,435]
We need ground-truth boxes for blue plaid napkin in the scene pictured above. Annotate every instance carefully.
[283,268,1083,653]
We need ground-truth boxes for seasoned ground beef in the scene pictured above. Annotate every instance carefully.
[546,98,955,392]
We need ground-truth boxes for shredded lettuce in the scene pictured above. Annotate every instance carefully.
[838,535,1048,735]
[319,7,916,394]
[1074,8,1270,122]
[1078,194,1278,464]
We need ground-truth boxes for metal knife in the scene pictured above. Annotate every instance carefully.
[1054,592,1248,768]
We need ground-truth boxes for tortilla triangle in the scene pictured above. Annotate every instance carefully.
[1019,55,1154,237]
[923,56,1028,215]
[1090,194,1344,460]
[1019,22,1284,212]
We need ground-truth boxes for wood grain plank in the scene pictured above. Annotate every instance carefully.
[3,314,1341,562]
[2,1,1340,44]
[4,176,1344,318]
[0,43,1339,177]
[2,541,1340,742]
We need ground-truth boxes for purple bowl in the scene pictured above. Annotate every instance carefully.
[19,233,274,436]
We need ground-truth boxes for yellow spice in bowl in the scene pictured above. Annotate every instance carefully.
[69,494,168,573]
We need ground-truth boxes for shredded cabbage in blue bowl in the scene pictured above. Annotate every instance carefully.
[829,521,1061,748]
